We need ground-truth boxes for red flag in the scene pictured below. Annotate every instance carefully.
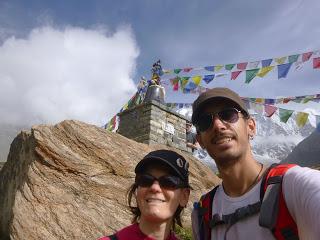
[173,82,179,91]
[313,57,320,69]
[183,67,193,72]
[264,105,277,117]
[302,52,313,62]
[283,98,292,103]
[237,62,248,70]
[231,71,242,80]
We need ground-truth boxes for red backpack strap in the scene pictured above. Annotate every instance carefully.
[195,186,219,240]
[259,164,299,240]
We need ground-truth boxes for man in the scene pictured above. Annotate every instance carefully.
[191,87,320,239]
[186,121,199,152]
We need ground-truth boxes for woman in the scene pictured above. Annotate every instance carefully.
[99,149,191,240]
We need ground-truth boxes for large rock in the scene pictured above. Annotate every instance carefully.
[282,129,320,168]
[0,120,220,240]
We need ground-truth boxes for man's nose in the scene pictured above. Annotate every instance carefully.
[211,114,227,130]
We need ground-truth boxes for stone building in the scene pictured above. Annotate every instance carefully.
[117,99,191,153]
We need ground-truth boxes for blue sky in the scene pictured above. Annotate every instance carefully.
[0,0,319,126]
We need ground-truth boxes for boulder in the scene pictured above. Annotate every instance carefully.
[282,129,320,168]
[0,120,220,240]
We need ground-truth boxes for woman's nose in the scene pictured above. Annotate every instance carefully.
[149,180,162,192]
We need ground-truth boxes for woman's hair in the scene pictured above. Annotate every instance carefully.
[126,175,186,230]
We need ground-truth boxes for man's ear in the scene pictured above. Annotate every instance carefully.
[196,134,205,149]
[247,117,256,137]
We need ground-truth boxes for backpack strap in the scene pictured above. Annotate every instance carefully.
[195,185,219,240]
[259,164,299,240]
[107,234,118,240]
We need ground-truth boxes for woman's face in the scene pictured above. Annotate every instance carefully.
[136,166,190,224]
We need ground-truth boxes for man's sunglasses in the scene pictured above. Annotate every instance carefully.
[196,108,245,132]
[135,174,186,189]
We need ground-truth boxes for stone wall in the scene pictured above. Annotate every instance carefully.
[117,100,191,153]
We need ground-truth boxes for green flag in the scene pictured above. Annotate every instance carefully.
[279,109,294,123]
[245,69,259,83]
[288,54,299,63]
[225,64,235,71]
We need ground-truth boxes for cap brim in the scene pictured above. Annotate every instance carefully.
[192,96,248,124]
[135,156,186,182]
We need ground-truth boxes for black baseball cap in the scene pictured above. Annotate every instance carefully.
[135,149,190,186]
[192,87,249,124]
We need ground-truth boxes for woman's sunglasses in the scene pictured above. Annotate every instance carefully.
[196,108,244,132]
[135,174,186,189]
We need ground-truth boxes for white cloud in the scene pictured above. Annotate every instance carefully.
[0,26,139,126]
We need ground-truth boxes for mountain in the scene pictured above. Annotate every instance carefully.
[0,108,316,170]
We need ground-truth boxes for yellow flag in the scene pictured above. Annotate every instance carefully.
[296,112,309,127]
[215,65,223,71]
[192,75,202,85]
[275,57,286,64]
[257,66,274,77]
[255,98,264,103]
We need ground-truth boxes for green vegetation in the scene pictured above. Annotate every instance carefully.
[175,225,193,240]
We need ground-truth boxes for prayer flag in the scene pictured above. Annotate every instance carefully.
[192,75,202,85]
[302,52,313,62]
[225,64,235,71]
[257,66,274,77]
[278,63,292,79]
[265,99,276,105]
[174,69,182,74]
[180,77,190,90]
[262,59,272,67]
[248,61,260,69]
[296,112,309,127]
[237,62,248,70]
[313,57,320,69]
[203,74,215,84]
[215,65,223,71]
[275,57,286,65]
[231,71,242,80]
[245,69,259,83]
[204,66,215,72]
[173,82,179,91]
[185,81,197,90]
[279,109,294,123]
[183,67,193,72]
[288,54,299,63]
[265,105,278,117]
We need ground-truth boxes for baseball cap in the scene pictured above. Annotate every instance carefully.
[191,87,249,124]
[135,149,190,186]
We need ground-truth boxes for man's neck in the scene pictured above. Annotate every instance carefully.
[218,156,264,197]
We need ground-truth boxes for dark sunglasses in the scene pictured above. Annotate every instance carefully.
[135,174,186,189]
[196,108,244,132]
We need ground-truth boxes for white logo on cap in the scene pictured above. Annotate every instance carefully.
[184,162,189,171]
[176,158,184,168]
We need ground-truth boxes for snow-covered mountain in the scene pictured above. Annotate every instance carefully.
[176,107,316,170]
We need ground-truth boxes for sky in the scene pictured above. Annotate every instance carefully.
[0,0,319,126]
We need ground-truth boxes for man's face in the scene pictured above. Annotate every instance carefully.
[196,100,255,168]
[186,123,192,132]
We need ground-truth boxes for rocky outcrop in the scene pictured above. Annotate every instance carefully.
[0,120,220,240]
[282,129,320,168]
